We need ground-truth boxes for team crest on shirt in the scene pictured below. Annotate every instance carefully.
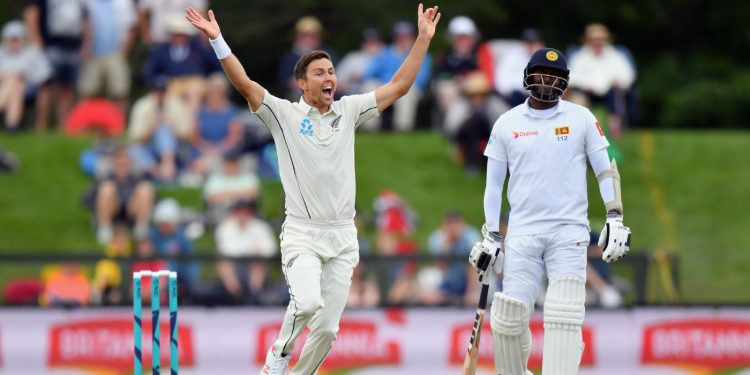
[555,126,570,141]
[330,115,342,132]
[300,118,313,136]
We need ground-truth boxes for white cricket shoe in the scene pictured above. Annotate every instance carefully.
[259,347,290,375]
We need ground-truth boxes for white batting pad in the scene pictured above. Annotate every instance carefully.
[490,293,532,375]
[542,276,586,375]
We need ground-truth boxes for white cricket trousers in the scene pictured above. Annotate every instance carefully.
[272,216,359,375]
[502,225,590,309]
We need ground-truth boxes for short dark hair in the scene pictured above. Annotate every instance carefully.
[293,50,331,80]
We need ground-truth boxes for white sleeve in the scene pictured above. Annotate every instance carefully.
[349,92,379,128]
[588,147,615,205]
[252,90,289,131]
[583,109,609,154]
[483,117,507,162]
[484,157,507,233]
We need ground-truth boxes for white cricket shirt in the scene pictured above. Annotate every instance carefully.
[253,91,379,222]
[484,99,609,235]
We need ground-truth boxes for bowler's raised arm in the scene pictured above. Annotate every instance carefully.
[185,7,265,111]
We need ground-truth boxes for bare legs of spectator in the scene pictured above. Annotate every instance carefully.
[95,180,154,244]
[34,84,74,132]
[0,75,26,130]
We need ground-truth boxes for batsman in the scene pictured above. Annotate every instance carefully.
[468,47,631,375]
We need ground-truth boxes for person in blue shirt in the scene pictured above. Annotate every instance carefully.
[363,20,432,131]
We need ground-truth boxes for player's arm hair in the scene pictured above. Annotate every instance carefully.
[217,54,265,112]
[373,34,431,112]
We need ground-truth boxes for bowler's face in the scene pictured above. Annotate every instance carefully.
[300,58,337,110]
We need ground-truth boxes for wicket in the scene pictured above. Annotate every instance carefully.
[133,270,179,375]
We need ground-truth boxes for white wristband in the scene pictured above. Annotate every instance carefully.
[209,33,231,60]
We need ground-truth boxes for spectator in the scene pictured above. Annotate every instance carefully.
[92,224,131,305]
[87,145,154,245]
[434,16,480,116]
[24,0,85,132]
[131,237,168,304]
[363,20,432,131]
[128,77,192,183]
[444,71,508,174]
[586,231,624,308]
[372,190,419,304]
[150,198,198,299]
[335,28,384,96]
[138,0,207,46]
[277,16,338,100]
[0,20,51,132]
[78,0,137,111]
[494,28,545,107]
[41,262,91,307]
[212,200,277,304]
[568,23,636,138]
[142,17,220,116]
[190,73,243,176]
[422,211,480,305]
[203,150,261,225]
[348,213,380,308]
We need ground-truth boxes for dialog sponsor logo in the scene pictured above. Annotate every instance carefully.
[257,320,400,372]
[513,130,539,139]
[450,319,595,370]
[642,319,750,370]
[47,319,194,372]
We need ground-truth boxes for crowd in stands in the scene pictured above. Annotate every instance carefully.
[1,1,632,309]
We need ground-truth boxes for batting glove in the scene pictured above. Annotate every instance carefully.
[599,212,631,263]
[468,224,504,284]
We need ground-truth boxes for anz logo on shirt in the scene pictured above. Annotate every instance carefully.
[299,118,314,137]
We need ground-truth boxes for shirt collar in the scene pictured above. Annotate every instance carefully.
[298,96,339,116]
[520,98,566,119]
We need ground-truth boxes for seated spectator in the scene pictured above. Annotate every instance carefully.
[77,0,137,112]
[92,224,132,305]
[137,0,207,46]
[41,262,91,307]
[494,28,544,107]
[444,71,508,174]
[142,17,220,115]
[190,73,243,176]
[362,21,432,131]
[84,145,154,244]
[419,211,481,306]
[372,190,419,304]
[150,198,199,299]
[277,16,338,100]
[203,151,261,225]
[433,16,480,117]
[131,237,168,304]
[0,20,51,131]
[586,231,623,308]
[335,28,384,96]
[568,23,635,138]
[25,0,85,132]
[211,200,277,304]
[129,77,192,183]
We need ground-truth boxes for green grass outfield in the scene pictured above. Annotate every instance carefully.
[1,130,748,304]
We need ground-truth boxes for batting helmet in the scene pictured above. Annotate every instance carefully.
[523,48,569,103]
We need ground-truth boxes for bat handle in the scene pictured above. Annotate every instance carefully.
[478,284,489,309]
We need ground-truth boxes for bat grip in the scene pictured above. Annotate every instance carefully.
[478,284,489,309]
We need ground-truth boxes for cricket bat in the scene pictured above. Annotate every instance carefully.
[462,283,490,375]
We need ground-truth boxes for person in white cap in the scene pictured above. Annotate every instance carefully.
[138,0,207,45]
[186,4,441,374]
[149,198,198,298]
[0,20,51,131]
[434,16,481,123]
